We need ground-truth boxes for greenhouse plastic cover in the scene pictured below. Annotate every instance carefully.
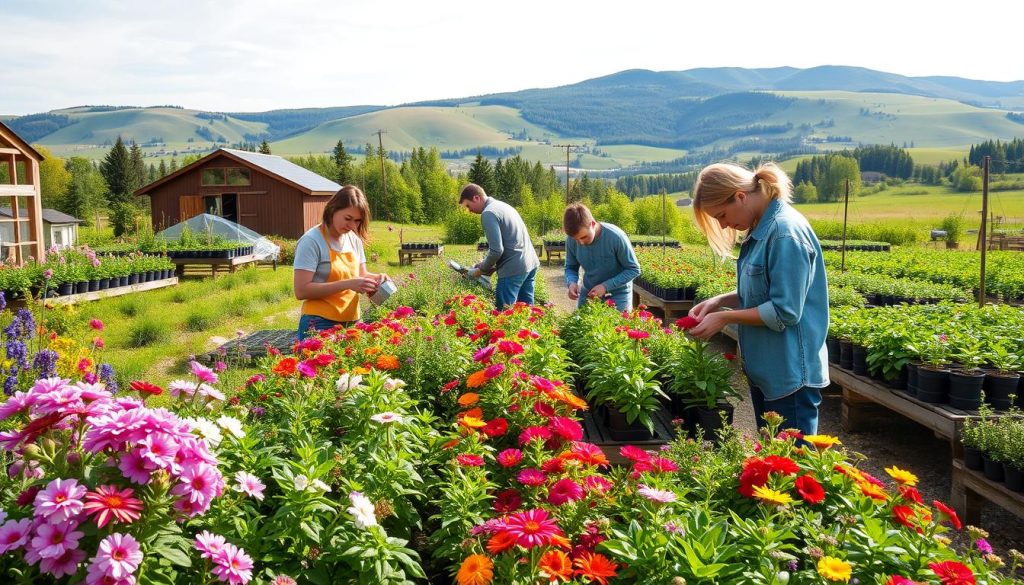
[155,214,281,261]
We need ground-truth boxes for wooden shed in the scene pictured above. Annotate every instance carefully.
[0,207,84,249]
[0,121,45,264]
[134,148,341,239]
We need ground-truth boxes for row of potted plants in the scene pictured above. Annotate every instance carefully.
[0,247,175,300]
[633,247,736,302]
[823,248,1024,302]
[820,239,892,252]
[829,303,1024,411]
[962,407,1024,492]
[829,271,969,306]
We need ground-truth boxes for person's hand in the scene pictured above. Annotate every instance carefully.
[689,296,721,320]
[687,312,729,340]
[587,283,608,298]
[567,283,580,300]
[376,273,392,284]
[346,277,379,294]
[468,267,483,278]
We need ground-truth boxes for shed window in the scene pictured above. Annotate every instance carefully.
[201,167,251,186]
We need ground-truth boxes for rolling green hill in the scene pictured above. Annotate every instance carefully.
[40,107,267,145]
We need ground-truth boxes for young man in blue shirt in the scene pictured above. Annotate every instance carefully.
[563,203,641,312]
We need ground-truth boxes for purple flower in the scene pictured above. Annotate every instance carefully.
[32,350,59,378]
[189,361,218,385]
[40,547,85,579]
[43,269,53,280]
[214,361,227,372]
[195,530,226,560]
[0,518,32,553]
[98,363,118,394]
[233,471,266,501]
[975,538,993,554]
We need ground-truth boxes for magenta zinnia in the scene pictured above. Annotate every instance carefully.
[83,485,144,528]
[33,478,86,524]
[547,478,584,505]
[502,508,562,548]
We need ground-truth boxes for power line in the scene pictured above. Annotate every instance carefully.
[552,144,583,202]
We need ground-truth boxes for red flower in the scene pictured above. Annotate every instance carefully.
[764,455,799,476]
[573,552,618,585]
[929,561,976,585]
[738,457,772,497]
[442,379,460,393]
[547,417,583,442]
[674,315,700,330]
[898,485,923,505]
[456,454,484,467]
[481,418,508,438]
[619,445,651,463]
[886,577,924,585]
[794,474,825,504]
[892,505,925,534]
[493,488,522,514]
[932,500,962,530]
[129,380,163,396]
[723,353,736,361]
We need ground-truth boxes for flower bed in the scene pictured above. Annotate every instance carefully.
[0,293,1019,583]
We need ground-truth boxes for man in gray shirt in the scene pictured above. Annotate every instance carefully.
[563,202,640,311]
[460,183,540,310]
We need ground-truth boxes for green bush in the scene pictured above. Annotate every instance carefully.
[117,298,141,318]
[444,210,484,244]
[126,318,171,347]
[184,309,216,332]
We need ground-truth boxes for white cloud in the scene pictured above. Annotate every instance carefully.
[0,0,1020,114]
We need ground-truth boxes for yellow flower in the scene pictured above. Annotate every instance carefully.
[752,484,793,506]
[884,465,918,486]
[817,556,851,582]
[459,416,487,429]
[859,481,888,502]
[804,434,842,450]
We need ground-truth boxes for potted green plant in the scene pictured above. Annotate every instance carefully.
[948,337,985,410]
[1000,417,1024,492]
[583,338,666,440]
[940,214,963,249]
[669,339,738,439]
[911,333,951,404]
[982,343,1021,410]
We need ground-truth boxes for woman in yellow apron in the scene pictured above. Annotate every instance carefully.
[293,186,389,339]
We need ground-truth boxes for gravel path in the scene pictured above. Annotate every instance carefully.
[539,265,1024,570]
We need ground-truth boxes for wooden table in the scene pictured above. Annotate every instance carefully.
[632,283,694,324]
[398,246,442,266]
[172,254,259,277]
[24,278,178,306]
[544,244,565,266]
[950,459,1024,525]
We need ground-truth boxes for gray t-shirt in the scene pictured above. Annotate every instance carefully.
[478,197,540,278]
[294,225,366,283]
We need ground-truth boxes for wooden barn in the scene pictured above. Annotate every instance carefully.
[135,148,342,238]
[0,121,45,264]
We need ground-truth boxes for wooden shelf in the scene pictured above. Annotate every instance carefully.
[36,277,178,305]
[951,459,1024,524]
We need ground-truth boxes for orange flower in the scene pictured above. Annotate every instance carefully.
[573,552,618,585]
[538,550,573,582]
[459,416,487,430]
[352,366,371,375]
[486,530,517,555]
[859,481,889,502]
[456,554,494,585]
[458,393,480,407]
[272,358,297,376]
[547,388,589,411]
[466,369,489,388]
[363,347,382,356]
[375,355,400,370]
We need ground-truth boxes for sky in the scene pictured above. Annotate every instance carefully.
[1,0,1021,115]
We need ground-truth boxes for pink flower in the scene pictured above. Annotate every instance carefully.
[370,412,403,424]
[516,468,547,487]
[89,319,105,331]
[83,485,144,528]
[29,521,83,559]
[0,391,34,421]
[583,475,613,493]
[675,316,700,330]
[195,530,227,560]
[497,340,524,355]
[627,329,649,340]
[172,463,221,509]
[531,376,556,392]
[214,361,227,373]
[297,360,318,378]
[41,546,85,579]
[637,485,677,503]
[547,417,583,442]
[211,542,254,585]
[518,425,553,446]
[456,454,485,467]
[190,361,219,385]
[90,533,143,580]
[93,337,105,349]
[547,478,584,505]
[483,363,505,379]
[472,345,496,363]
[619,445,651,463]
[503,509,562,549]
[493,488,522,514]
[34,478,87,524]
[139,433,179,470]
[233,472,266,501]
[118,450,153,484]
[0,518,32,553]
[496,448,524,468]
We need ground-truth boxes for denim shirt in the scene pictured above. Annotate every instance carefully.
[737,199,830,400]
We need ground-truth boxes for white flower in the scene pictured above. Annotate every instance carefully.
[335,373,365,393]
[216,415,246,439]
[347,491,377,529]
[198,383,225,402]
[370,412,403,424]
[293,474,309,492]
[311,479,332,493]
[637,485,677,504]
[186,417,223,447]
[168,380,196,398]
[383,378,406,391]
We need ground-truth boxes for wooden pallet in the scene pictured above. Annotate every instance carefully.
[37,277,178,305]
[951,459,1024,524]
[632,283,694,324]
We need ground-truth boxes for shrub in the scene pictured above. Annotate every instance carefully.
[126,317,171,347]
[444,210,484,244]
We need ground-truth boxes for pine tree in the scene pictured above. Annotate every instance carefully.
[332,140,354,185]
[259,140,271,154]
[158,159,168,178]
[168,157,178,173]
[467,153,496,195]
[128,141,146,196]
[100,136,134,204]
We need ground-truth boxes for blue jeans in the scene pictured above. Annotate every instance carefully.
[578,288,632,312]
[495,268,537,310]
[297,314,352,340]
[748,382,822,436]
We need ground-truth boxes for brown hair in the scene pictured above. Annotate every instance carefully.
[459,183,486,202]
[562,202,594,236]
[322,185,371,240]
[692,162,793,256]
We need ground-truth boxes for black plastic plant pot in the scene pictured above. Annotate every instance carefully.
[963,446,984,471]
[852,345,870,376]
[915,367,949,404]
[58,283,73,296]
[605,405,654,442]
[839,340,854,370]
[948,370,984,410]
[984,373,1020,411]
[75,281,89,294]
[88,280,100,292]
[982,454,1005,482]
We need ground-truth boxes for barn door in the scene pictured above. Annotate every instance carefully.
[179,195,203,221]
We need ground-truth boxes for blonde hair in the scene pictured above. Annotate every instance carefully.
[692,162,792,256]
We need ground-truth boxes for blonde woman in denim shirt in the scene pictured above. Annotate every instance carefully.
[686,163,829,435]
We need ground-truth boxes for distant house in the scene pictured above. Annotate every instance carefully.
[861,171,885,184]
[0,121,45,263]
[134,148,342,239]
[0,207,84,250]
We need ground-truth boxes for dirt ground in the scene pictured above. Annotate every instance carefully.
[540,264,1024,568]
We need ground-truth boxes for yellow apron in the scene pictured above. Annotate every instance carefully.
[301,225,360,322]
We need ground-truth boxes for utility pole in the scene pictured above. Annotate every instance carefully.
[375,130,388,219]
[979,155,990,307]
[552,144,582,202]
[841,179,850,273]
